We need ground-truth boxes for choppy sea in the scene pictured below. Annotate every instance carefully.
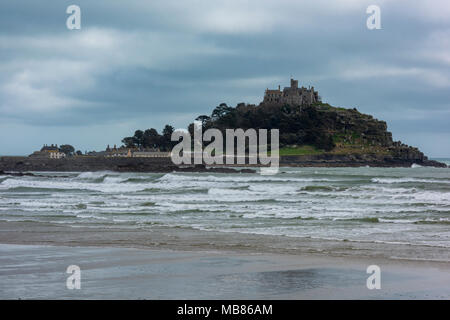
[1,161,449,249]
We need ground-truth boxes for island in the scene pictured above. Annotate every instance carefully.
[0,78,446,172]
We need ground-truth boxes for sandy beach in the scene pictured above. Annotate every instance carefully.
[0,221,449,299]
[1,166,449,300]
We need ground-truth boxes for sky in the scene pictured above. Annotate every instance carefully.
[0,0,449,157]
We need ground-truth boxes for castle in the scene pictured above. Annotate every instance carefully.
[262,79,321,106]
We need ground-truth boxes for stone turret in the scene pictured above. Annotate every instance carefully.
[262,78,321,106]
[290,79,298,89]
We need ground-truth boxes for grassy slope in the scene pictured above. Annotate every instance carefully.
[279,103,393,156]
[279,144,391,156]
[279,145,325,156]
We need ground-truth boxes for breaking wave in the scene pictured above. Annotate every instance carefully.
[1,166,450,249]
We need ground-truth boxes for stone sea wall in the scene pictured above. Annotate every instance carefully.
[0,154,446,173]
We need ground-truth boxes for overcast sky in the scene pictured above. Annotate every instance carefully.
[1,0,449,157]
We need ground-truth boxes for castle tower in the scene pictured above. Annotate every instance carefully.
[262,78,319,106]
[290,78,298,89]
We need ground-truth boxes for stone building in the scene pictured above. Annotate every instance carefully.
[103,145,170,158]
[29,144,66,159]
[104,145,131,157]
[262,79,321,106]
[132,151,170,158]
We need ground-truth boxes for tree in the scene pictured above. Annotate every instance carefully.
[143,128,160,148]
[195,115,211,128]
[75,150,82,156]
[162,125,174,138]
[161,124,175,151]
[59,144,75,156]
[121,137,135,148]
[211,103,234,121]
[133,130,145,148]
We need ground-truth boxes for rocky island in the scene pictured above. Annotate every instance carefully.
[0,79,446,172]
[191,78,445,168]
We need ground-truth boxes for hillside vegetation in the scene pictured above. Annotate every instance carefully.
[193,102,413,158]
[118,100,433,164]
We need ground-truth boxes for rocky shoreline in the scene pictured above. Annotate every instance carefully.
[279,154,447,168]
[0,154,446,173]
[0,158,255,174]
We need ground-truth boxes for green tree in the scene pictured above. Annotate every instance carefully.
[143,128,160,148]
[133,130,145,148]
[161,125,175,151]
[211,103,234,122]
[121,137,135,148]
[195,115,211,128]
[59,144,75,156]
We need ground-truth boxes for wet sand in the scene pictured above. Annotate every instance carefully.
[1,221,449,261]
[0,221,449,299]
[1,244,449,299]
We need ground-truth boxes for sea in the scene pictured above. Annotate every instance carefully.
[1,160,449,251]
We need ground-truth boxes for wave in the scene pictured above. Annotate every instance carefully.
[103,176,127,184]
[333,217,380,223]
[123,176,162,183]
[140,201,156,207]
[1,186,85,193]
[76,214,109,220]
[140,187,209,194]
[208,187,254,196]
[413,218,450,225]
[0,178,153,193]
[371,177,450,184]
[330,217,450,225]
[201,226,450,250]
[94,210,158,216]
[76,171,114,180]
[300,185,343,192]
[158,173,340,183]
[2,169,450,252]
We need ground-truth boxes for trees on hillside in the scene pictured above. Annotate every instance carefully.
[120,124,175,151]
[119,102,337,152]
[198,104,335,151]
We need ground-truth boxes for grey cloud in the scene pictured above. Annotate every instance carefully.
[0,0,449,156]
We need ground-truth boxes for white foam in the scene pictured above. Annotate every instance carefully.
[0,177,151,193]
[371,177,450,184]
[158,173,338,183]
[76,171,113,179]
[2,169,450,250]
